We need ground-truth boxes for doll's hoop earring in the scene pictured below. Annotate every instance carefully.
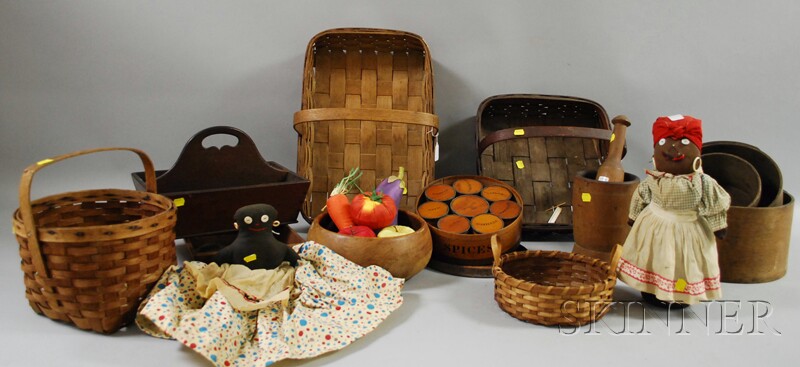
[693,157,703,173]
[652,156,657,171]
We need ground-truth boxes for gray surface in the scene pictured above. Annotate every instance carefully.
[1,1,798,366]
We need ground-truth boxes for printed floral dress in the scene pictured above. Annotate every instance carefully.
[136,241,403,366]
[617,170,731,304]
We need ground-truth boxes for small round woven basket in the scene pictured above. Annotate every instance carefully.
[12,147,177,333]
[492,236,620,326]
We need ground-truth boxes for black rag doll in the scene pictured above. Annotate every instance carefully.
[215,204,300,270]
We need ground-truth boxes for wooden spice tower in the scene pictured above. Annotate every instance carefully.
[295,28,438,221]
[476,94,613,233]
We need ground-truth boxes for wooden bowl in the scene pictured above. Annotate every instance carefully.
[702,152,761,207]
[307,210,432,279]
[704,141,782,207]
[418,176,522,265]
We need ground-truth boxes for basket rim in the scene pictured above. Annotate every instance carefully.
[307,27,429,50]
[477,93,609,119]
[13,188,175,240]
[493,249,616,294]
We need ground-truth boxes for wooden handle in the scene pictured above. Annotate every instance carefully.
[183,126,257,152]
[156,126,288,191]
[491,234,502,266]
[477,126,613,156]
[17,147,158,280]
[611,115,631,127]
[293,108,439,133]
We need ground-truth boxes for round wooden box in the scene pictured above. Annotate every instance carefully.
[717,191,794,283]
[417,176,523,266]
[307,210,432,279]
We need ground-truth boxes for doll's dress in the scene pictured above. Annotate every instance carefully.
[617,170,730,304]
[136,241,403,367]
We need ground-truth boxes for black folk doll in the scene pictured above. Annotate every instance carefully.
[617,115,731,307]
[215,204,300,270]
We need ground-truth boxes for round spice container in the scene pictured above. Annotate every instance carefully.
[450,195,490,217]
[416,175,523,269]
[452,178,483,195]
[437,215,471,234]
[425,184,457,202]
[481,186,512,202]
[490,200,522,220]
[417,201,450,221]
[471,213,504,234]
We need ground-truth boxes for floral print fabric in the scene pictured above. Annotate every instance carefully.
[136,241,404,366]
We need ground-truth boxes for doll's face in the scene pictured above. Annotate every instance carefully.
[233,204,279,233]
[653,137,700,175]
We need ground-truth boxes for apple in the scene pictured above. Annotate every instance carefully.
[377,225,415,238]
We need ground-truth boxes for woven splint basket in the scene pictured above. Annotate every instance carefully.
[12,147,176,333]
[295,28,438,221]
[477,94,612,233]
[492,237,620,326]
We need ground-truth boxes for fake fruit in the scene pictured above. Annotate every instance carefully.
[326,168,361,231]
[376,167,406,225]
[351,192,397,230]
[327,194,354,231]
[338,225,376,237]
[377,225,415,238]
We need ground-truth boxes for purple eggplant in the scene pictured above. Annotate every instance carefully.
[376,167,406,225]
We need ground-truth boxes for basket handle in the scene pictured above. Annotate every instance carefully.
[490,234,502,266]
[608,244,623,276]
[17,147,158,280]
[477,126,613,156]
[153,126,288,191]
[293,108,439,133]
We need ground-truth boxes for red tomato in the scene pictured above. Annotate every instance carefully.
[350,192,397,230]
[338,225,376,237]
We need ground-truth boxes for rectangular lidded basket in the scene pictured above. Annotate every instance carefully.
[476,94,611,233]
[295,28,438,221]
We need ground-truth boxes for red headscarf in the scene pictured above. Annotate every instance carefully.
[652,115,703,150]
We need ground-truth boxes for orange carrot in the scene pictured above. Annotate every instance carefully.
[325,167,362,231]
[327,194,354,231]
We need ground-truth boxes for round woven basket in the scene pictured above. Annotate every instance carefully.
[12,147,177,333]
[492,237,620,326]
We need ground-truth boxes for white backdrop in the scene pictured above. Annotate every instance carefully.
[1,1,798,366]
[2,1,798,201]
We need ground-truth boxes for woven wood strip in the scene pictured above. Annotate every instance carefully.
[14,190,176,333]
[477,94,610,233]
[296,113,436,218]
[492,250,617,326]
[297,28,436,221]
[13,148,176,334]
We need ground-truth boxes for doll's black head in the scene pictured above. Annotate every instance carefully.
[652,115,703,175]
[233,204,280,233]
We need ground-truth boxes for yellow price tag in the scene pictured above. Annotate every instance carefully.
[36,158,54,166]
[173,198,185,207]
[610,133,616,143]
[244,254,257,263]
[581,193,592,202]
[515,160,525,169]
[675,278,687,292]
[513,129,525,136]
